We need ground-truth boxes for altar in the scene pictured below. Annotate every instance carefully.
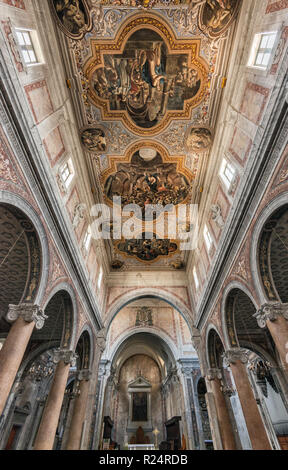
[128,444,155,451]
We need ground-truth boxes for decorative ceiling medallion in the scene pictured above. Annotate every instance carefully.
[84,13,209,136]
[185,127,212,153]
[80,126,107,153]
[198,0,240,39]
[115,233,179,262]
[50,0,92,40]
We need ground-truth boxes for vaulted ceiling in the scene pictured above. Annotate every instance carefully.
[51,0,241,271]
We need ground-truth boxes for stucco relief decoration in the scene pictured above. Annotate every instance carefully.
[210,203,224,228]
[50,0,92,39]
[1,20,24,73]
[135,306,153,326]
[83,14,209,136]
[72,202,86,228]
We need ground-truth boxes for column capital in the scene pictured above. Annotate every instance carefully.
[96,328,107,352]
[206,368,222,381]
[6,304,48,330]
[77,369,91,381]
[223,348,250,366]
[52,349,78,367]
[254,302,288,328]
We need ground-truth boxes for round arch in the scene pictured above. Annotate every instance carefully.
[0,190,49,306]
[42,282,78,351]
[220,281,259,350]
[76,324,94,370]
[250,193,288,304]
[107,326,180,368]
[205,324,225,370]
[104,287,193,333]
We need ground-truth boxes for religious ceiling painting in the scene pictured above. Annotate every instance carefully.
[115,232,179,262]
[198,0,240,39]
[103,145,192,217]
[56,2,242,270]
[84,14,209,135]
[50,0,92,39]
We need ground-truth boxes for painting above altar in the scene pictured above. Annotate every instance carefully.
[132,392,148,422]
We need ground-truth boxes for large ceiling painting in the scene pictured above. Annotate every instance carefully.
[84,14,208,135]
[52,1,242,270]
[104,146,191,217]
[116,233,178,262]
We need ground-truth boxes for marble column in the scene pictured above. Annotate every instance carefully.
[33,349,77,450]
[0,304,47,416]
[254,303,288,370]
[206,368,237,450]
[66,369,91,450]
[223,348,272,450]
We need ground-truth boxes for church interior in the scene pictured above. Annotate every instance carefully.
[0,0,288,451]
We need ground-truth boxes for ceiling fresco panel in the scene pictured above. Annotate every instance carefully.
[51,1,242,270]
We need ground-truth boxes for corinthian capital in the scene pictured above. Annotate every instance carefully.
[78,369,91,381]
[206,368,222,381]
[253,303,288,328]
[6,304,48,330]
[52,348,78,366]
[223,348,250,366]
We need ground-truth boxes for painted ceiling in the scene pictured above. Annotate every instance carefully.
[50,0,241,271]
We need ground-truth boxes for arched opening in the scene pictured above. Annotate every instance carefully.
[0,203,42,341]
[258,204,288,302]
[0,289,76,450]
[92,297,203,450]
[224,288,288,449]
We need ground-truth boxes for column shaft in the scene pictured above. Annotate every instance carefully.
[230,360,272,450]
[33,360,70,450]
[66,379,90,450]
[210,377,237,450]
[267,317,288,370]
[0,317,35,415]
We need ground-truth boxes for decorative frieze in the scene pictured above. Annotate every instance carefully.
[6,304,48,330]
[254,303,288,328]
[223,348,250,366]
[52,349,78,366]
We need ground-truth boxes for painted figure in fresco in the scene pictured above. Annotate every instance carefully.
[206,0,234,29]
[81,128,106,152]
[132,393,147,422]
[117,234,178,261]
[104,151,190,217]
[199,0,238,36]
[54,0,86,35]
[186,127,212,152]
[92,30,201,128]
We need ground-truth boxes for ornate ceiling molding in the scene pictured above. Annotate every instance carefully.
[83,12,209,136]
